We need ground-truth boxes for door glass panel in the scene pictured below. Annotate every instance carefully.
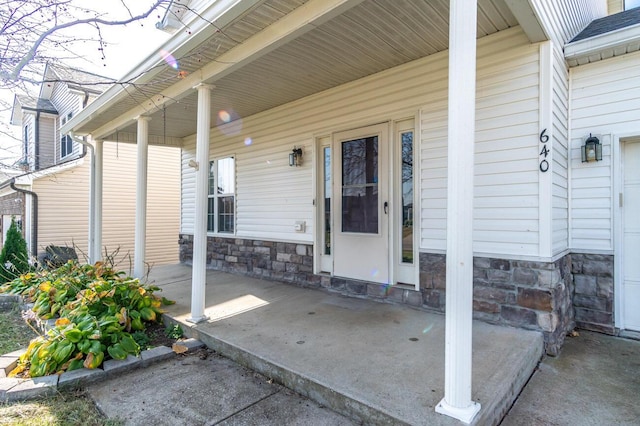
[323,147,331,254]
[342,136,378,233]
[401,131,413,263]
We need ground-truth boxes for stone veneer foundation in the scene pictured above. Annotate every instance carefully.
[179,235,615,355]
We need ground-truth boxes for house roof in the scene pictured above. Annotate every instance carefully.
[14,94,58,114]
[40,63,113,100]
[565,8,640,67]
[571,7,640,42]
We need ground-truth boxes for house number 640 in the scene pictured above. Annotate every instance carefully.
[539,129,549,173]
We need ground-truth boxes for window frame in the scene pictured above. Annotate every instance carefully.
[60,112,74,159]
[207,156,236,234]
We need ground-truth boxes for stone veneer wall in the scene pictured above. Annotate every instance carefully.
[179,235,606,355]
[570,254,615,334]
[0,193,24,217]
[420,253,574,356]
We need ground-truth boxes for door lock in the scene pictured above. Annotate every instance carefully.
[384,201,389,214]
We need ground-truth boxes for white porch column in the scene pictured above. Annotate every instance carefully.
[435,0,481,424]
[94,139,103,261]
[134,116,150,278]
[188,83,214,323]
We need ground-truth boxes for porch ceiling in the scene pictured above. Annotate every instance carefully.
[75,0,518,143]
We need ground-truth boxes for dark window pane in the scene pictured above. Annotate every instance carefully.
[323,147,331,254]
[342,186,378,233]
[342,137,378,186]
[401,131,413,263]
[207,197,215,232]
[218,196,234,233]
[208,161,215,195]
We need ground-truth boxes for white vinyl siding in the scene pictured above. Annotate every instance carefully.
[34,143,181,269]
[531,0,607,45]
[552,44,570,255]
[181,27,551,257]
[570,51,640,251]
[51,83,82,162]
[38,115,57,169]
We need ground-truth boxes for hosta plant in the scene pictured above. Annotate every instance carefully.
[0,261,175,377]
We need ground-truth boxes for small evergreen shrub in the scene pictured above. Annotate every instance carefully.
[0,218,30,283]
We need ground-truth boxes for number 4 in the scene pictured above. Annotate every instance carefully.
[540,145,549,157]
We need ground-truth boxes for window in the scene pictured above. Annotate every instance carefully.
[626,0,640,10]
[22,125,29,163]
[60,112,74,159]
[208,157,235,233]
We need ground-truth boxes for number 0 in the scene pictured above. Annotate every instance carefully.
[539,159,549,172]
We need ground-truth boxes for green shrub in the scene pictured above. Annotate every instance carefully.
[0,261,175,377]
[0,218,30,283]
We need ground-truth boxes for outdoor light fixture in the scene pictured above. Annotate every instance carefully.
[289,147,303,167]
[581,134,602,163]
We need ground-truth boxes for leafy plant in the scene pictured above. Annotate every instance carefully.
[0,260,174,377]
[131,331,151,350]
[165,324,183,340]
[0,218,31,283]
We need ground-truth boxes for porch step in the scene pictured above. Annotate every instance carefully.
[154,265,543,425]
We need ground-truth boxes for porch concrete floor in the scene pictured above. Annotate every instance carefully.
[149,264,543,426]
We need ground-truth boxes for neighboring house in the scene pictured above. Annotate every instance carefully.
[1,63,180,270]
[61,1,640,419]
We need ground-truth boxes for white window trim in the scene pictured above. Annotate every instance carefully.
[207,156,236,235]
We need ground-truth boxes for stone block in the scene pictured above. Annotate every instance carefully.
[582,259,613,277]
[272,261,286,272]
[473,286,512,304]
[367,283,387,298]
[574,307,612,326]
[473,257,491,268]
[596,277,614,298]
[346,282,366,295]
[295,245,307,256]
[537,312,559,332]
[0,356,18,376]
[140,346,175,366]
[102,355,141,376]
[487,269,511,283]
[573,295,608,311]
[405,290,423,307]
[473,300,500,314]
[517,288,553,311]
[276,253,291,262]
[501,306,538,328]
[58,368,106,389]
[538,269,561,288]
[386,287,405,303]
[490,259,511,271]
[285,263,299,273]
[0,378,23,401]
[178,338,205,352]
[574,275,597,296]
[6,375,58,401]
[513,268,538,285]
[423,290,444,310]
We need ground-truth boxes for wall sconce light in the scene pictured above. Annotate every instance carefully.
[581,134,602,163]
[289,147,303,167]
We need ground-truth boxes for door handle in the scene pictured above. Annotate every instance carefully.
[384,201,388,214]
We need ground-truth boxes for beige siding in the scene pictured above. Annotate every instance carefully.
[182,27,548,258]
[552,44,570,255]
[34,143,181,270]
[531,0,606,45]
[608,0,623,14]
[570,51,640,251]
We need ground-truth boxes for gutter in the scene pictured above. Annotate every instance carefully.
[9,181,37,258]
[70,132,96,263]
[35,111,40,170]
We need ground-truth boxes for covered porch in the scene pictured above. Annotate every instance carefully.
[149,263,543,425]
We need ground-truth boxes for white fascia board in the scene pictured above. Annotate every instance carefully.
[61,0,261,137]
[27,157,85,182]
[504,0,548,43]
[564,24,640,64]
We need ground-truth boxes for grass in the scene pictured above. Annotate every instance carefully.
[0,306,37,355]
[0,391,123,426]
[0,305,122,426]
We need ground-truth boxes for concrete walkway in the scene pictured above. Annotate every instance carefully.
[144,264,543,425]
[502,330,640,425]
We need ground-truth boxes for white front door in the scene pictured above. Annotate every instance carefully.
[333,123,390,283]
[623,139,640,331]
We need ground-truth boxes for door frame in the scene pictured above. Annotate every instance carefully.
[614,133,640,331]
[313,115,419,289]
